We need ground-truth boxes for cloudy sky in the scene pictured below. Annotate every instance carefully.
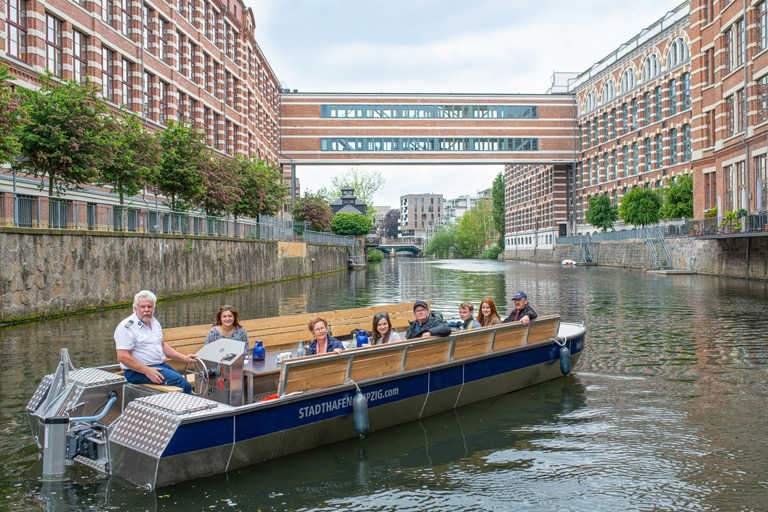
[246,0,684,206]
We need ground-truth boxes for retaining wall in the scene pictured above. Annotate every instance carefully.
[504,236,768,281]
[0,229,354,322]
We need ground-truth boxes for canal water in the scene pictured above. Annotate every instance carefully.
[2,258,768,511]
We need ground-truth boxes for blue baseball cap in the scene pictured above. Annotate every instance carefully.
[512,291,527,300]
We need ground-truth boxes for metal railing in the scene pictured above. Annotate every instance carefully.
[303,229,360,247]
[0,192,324,242]
[688,211,768,237]
[556,219,689,244]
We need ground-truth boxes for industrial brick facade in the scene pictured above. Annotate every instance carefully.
[0,0,281,164]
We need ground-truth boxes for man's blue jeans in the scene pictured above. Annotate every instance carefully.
[124,362,192,394]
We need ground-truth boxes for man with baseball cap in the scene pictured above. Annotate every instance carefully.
[502,291,537,326]
[405,300,451,339]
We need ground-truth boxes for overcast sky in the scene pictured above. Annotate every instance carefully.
[246,0,684,207]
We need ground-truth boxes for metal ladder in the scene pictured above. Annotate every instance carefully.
[571,233,594,263]
[643,227,671,269]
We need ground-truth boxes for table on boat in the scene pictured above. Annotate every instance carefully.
[242,350,294,403]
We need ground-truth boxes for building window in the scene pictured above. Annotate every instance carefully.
[632,141,638,175]
[601,80,615,104]
[158,80,168,124]
[643,91,651,126]
[705,110,714,147]
[681,72,690,111]
[622,102,628,134]
[119,0,130,37]
[190,44,198,82]
[177,32,185,73]
[682,124,691,162]
[46,14,63,77]
[758,76,768,123]
[704,48,714,85]
[726,95,735,138]
[736,18,745,67]
[756,155,767,209]
[655,133,663,169]
[736,161,746,209]
[631,98,638,131]
[654,86,662,122]
[641,54,660,82]
[737,89,745,133]
[158,17,169,64]
[584,91,597,112]
[122,58,132,108]
[142,5,153,53]
[7,0,27,61]
[143,71,153,119]
[73,30,87,84]
[705,172,716,209]
[622,145,628,177]
[668,78,677,116]
[724,165,734,212]
[725,25,734,74]
[704,0,713,24]
[610,108,616,139]
[669,128,678,165]
[102,47,115,102]
[759,2,768,53]
[667,37,689,68]
[602,112,608,141]
[610,150,617,180]
[102,0,113,25]
[644,138,651,172]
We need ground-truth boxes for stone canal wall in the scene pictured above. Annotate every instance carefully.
[0,229,354,322]
[506,236,768,281]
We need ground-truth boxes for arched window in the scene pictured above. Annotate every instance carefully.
[585,90,597,112]
[620,68,636,93]
[641,54,660,82]
[601,80,615,104]
[667,37,689,68]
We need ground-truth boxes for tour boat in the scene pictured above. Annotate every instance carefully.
[27,305,586,490]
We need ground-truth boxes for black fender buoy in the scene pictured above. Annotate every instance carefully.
[559,345,571,376]
[352,388,369,439]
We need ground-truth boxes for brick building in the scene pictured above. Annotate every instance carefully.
[0,0,282,167]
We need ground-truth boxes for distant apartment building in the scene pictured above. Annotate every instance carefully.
[399,193,443,243]
[1,0,282,199]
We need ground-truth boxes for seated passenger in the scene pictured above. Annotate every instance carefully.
[306,317,345,355]
[371,312,402,345]
[405,301,451,339]
[205,305,249,356]
[502,291,537,326]
[476,298,502,327]
[458,301,481,330]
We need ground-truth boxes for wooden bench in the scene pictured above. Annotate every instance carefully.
[276,314,562,396]
[163,301,425,358]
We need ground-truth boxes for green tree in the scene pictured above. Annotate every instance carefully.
[156,122,207,211]
[292,192,334,231]
[231,157,288,218]
[456,206,489,258]
[491,172,505,249]
[618,186,662,227]
[199,153,239,216]
[382,209,400,239]
[425,224,457,258]
[318,167,385,218]
[18,76,112,196]
[659,174,693,219]
[331,212,372,236]
[98,112,160,204]
[585,194,619,232]
[0,64,23,166]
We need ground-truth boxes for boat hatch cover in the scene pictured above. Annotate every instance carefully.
[135,392,219,415]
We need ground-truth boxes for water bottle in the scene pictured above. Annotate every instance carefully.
[253,340,265,361]
[297,340,305,357]
[357,330,369,348]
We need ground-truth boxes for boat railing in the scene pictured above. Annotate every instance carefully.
[277,315,561,396]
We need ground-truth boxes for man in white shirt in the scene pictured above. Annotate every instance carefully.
[114,290,198,393]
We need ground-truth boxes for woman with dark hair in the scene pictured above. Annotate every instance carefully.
[476,298,502,327]
[370,312,402,345]
[306,317,345,355]
[205,305,249,355]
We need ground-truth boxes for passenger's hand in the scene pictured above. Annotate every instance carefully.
[521,316,530,326]
[333,348,343,354]
[145,367,164,384]
[422,331,432,337]
[185,354,198,363]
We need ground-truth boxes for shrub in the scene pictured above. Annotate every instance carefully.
[483,246,503,259]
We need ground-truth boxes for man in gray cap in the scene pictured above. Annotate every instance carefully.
[405,300,451,339]
[502,291,537,325]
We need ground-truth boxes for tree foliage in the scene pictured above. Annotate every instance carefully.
[318,167,385,218]
[18,76,112,196]
[491,172,505,249]
[585,195,619,232]
[198,153,240,215]
[618,186,662,227]
[156,122,208,211]
[98,113,160,204]
[382,209,400,239]
[425,224,457,258]
[0,64,23,166]
[231,158,288,218]
[331,212,372,236]
[291,192,334,231]
[456,201,494,257]
[659,174,693,219]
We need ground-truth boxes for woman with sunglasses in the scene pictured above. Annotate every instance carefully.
[371,312,402,345]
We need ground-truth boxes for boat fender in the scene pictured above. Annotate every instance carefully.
[559,345,571,376]
[352,388,369,439]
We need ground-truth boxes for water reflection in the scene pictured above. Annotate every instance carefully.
[4,258,768,510]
